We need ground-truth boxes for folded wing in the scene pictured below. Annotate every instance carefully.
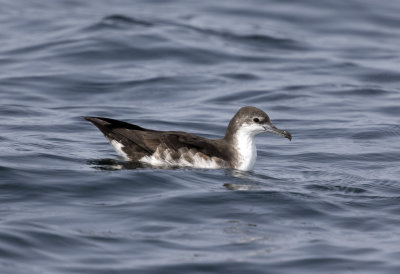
[83,117,230,163]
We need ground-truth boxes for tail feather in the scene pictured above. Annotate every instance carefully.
[82,116,147,131]
[83,116,154,160]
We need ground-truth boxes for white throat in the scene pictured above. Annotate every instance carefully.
[233,127,258,171]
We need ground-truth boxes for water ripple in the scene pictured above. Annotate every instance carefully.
[1,0,400,273]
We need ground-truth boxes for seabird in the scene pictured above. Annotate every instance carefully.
[83,106,291,171]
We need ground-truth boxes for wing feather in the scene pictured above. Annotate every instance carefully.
[84,117,230,163]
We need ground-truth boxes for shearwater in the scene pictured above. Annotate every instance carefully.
[83,106,291,171]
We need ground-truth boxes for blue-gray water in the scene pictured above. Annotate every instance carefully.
[1,0,400,273]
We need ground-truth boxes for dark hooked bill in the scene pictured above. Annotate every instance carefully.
[263,123,292,141]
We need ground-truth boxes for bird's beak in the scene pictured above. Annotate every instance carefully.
[263,122,292,141]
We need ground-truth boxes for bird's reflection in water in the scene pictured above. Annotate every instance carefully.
[88,159,145,171]
[223,170,256,190]
[223,183,254,191]
[88,159,271,192]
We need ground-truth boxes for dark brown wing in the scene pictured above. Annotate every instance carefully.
[160,132,231,161]
[83,117,231,162]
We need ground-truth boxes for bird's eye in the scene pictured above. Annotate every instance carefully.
[253,118,260,123]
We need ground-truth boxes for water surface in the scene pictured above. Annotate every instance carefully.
[1,0,400,273]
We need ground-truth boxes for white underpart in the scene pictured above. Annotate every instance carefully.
[233,123,264,171]
[139,146,221,169]
[110,139,130,160]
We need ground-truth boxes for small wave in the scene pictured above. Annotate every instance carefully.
[219,72,260,81]
[174,21,307,51]
[360,71,400,83]
[374,106,400,117]
[306,184,367,194]
[330,88,390,96]
[102,15,153,27]
[352,124,400,140]
[208,89,306,105]
[86,14,153,31]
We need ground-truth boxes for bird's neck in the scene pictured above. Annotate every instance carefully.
[230,128,257,171]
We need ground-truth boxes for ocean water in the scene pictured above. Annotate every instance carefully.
[1,0,400,273]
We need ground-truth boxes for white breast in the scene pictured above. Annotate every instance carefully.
[233,128,257,171]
